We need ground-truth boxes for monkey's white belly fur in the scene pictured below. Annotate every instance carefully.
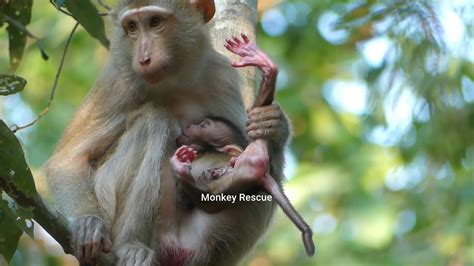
[93,103,217,253]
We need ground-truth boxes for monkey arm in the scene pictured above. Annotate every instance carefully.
[44,69,133,263]
[45,70,127,220]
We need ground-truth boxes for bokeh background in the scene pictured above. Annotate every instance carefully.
[0,0,473,265]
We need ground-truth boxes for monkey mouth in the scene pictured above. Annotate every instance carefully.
[176,134,189,146]
[138,63,173,84]
[142,72,162,84]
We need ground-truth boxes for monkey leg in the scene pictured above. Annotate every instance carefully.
[225,34,289,149]
[70,216,112,265]
[207,140,269,194]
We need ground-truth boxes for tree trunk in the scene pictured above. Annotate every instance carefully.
[210,0,258,109]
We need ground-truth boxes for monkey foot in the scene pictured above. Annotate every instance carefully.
[232,140,269,183]
[224,34,277,72]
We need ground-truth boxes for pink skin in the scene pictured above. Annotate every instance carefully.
[172,35,315,256]
[224,34,275,185]
[170,145,197,183]
[228,139,269,182]
[227,35,315,256]
[225,34,278,107]
[172,35,276,187]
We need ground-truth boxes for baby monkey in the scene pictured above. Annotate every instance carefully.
[171,117,249,215]
[171,115,315,256]
[171,34,315,256]
[172,117,247,191]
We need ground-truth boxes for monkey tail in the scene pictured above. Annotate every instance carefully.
[262,173,316,257]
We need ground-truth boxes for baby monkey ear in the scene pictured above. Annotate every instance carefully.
[189,0,216,23]
[217,145,243,157]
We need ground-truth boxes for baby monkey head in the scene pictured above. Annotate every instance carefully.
[177,117,247,152]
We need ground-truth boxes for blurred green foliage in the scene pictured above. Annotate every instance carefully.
[0,0,473,265]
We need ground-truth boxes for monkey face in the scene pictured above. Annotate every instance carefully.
[118,1,217,85]
[120,6,176,84]
[177,119,236,150]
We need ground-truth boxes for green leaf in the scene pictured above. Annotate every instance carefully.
[0,0,33,71]
[0,74,27,96]
[0,194,34,238]
[0,120,37,198]
[0,206,22,263]
[64,0,109,48]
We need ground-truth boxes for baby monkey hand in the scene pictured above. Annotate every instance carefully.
[171,145,197,183]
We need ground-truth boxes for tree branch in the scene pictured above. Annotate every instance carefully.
[0,176,73,254]
[11,22,79,133]
[210,0,258,109]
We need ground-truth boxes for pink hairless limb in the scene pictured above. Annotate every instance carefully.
[225,34,277,108]
[225,34,315,256]
[170,145,197,183]
[171,34,315,256]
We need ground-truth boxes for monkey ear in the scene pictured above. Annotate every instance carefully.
[190,0,216,23]
[217,145,243,157]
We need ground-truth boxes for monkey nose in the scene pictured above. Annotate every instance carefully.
[139,57,151,66]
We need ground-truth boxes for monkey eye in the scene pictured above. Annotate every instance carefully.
[149,16,164,28]
[127,21,138,33]
[200,119,211,129]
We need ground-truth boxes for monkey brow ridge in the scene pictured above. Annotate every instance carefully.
[120,6,173,22]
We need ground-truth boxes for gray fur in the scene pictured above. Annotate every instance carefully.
[45,0,289,265]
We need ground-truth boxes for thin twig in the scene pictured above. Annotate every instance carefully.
[4,14,40,40]
[11,22,79,133]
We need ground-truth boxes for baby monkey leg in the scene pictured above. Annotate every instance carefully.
[225,34,315,256]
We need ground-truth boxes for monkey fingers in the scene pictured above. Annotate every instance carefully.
[247,104,283,121]
[71,216,111,265]
[246,104,288,142]
[175,145,197,163]
[247,127,281,143]
[116,243,156,266]
[170,156,193,183]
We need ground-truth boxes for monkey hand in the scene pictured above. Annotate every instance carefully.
[225,34,276,74]
[70,215,112,265]
[171,145,197,182]
[116,243,156,266]
[246,104,290,149]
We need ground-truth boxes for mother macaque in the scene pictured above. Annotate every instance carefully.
[45,0,290,265]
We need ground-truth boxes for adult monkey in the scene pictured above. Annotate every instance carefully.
[45,0,290,265]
